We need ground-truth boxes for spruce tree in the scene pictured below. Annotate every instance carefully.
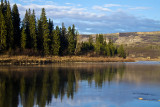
[74,34,81,55]
[6,1,13,50]
[1,0,3,8]
[89,35,93,45]
[52,26,60,55]
[118,45,126,58]
[3,0,7,14]
[67,26,75,55]
[106,45,111,56]
[101,40,106,55]
[72,24,76,37]
[29,10,37,50]
[59,22,68,55]
[48,18,53,36]
[48,18,53,52]
[108,39,116,56]
[98,34,104,44]
[23,10,31,48]
[88,35,94,50]
[67,24,77,55]
[40,8,50,55]
[37,19,43,51]
[0,7,7,51]
[21,27,26,50]
[1,0,7,16]
[95,34,100,54]
[72,24,77,46]
[12,4,20,48]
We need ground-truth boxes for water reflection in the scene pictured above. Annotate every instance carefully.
[0,63,160,107]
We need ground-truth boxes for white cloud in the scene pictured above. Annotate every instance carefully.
[18,0,42,3]
[22,4,71,10]
[65,3,71,5]
[104,4,150,11]
[104,4,121,7]
[86,28,93,31]
[129,7,150,10]
[77,4,82,7]
[11,3,160,34]
[17,3,104,20]
[18,0,55,5]
[92,6,112,12]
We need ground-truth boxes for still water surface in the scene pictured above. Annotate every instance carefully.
[0,62,160,107]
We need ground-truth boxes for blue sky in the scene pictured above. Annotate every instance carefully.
[9,0,160,34]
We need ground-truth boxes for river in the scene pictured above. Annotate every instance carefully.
[0,62,160,107]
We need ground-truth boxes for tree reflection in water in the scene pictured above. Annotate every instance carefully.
[0,63,125,107]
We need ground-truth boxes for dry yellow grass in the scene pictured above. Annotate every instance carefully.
[0,55,135,65]
[133,57,160,61]
[137,31,160,35]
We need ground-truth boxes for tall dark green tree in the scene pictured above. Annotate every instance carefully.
[48,18,53,52]
[12,4,21,48]
[72,24,77,45]
[59,22,68,55]
[67,26,74,55]
[21,27,26,50]
[0,6,6,51]
[1,0,3,7]
[6,1,13,50]
[37,19,43,52]
[3,0,7,14]
[52,26,60,55]
[1,0,7,16]
[23,10,31,48]
[88,35,94,50]
[29,10,37,50]
[48,18,53,36]
[67,25,77,55]
[40,8,50,55]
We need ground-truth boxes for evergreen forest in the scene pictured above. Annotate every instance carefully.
[0,0,126,58]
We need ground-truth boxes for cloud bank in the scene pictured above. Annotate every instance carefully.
[12,1,160,34]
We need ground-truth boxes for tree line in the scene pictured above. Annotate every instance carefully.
[0,0,126,58]
[76,34,126,58]
[0,0,77,56]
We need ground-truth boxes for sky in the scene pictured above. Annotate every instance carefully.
[9,0,160,34]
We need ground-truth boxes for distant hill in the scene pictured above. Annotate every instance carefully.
[79,31,160,58]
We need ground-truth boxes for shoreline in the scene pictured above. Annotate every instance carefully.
[0,55,160,65]
[0,55,135,65]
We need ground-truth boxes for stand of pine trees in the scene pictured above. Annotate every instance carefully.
[76,34,126,58]
[0,0,126,58]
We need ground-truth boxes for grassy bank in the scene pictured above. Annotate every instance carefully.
[0,55,135,65]
[133,57,160,61]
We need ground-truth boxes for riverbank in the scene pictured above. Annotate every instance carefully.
[0,55,135,65]
[133,57,160,61]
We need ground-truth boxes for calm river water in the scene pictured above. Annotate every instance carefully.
[0,62,160,107]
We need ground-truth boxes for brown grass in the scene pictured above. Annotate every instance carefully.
[133,57,160,61]
[0,55,135,65]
